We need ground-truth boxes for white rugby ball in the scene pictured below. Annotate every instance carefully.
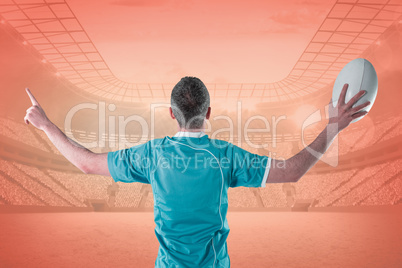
[332,58,378,123]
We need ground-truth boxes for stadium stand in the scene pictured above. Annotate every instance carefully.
[114,182,142,208]
[1,110,401,210]
[0,159,70,206]
[0,119,16,138]
[0,117,50,153]
[1,113,401,162]
[0,172,44,206]
[0,155,401,210]
[305,115,401,156]
[371,116,401,144]
[317,163,388,207]
[361,175,402,206]
[333,159,402,206]
[12,162,86,207]
[144,192,154,208]
[0,0,401,215]
[293,169,358,201]
[32,129,62,155]
[378,117,402,143]
[228,187,260,208]
[47,169,111,202]
[259,184,288,208]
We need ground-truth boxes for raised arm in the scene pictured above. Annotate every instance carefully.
[24,88,110,176]
[267,84,370,183]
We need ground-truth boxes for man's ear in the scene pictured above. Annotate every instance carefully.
[169,107,176,119]
[205,107,211,119]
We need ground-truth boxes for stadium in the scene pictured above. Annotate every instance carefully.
[0,0,401,267]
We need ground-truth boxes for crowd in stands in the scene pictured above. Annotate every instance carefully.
[0,117,50,153]
[371,116,401,144]
[316,160,401,207]
[32,129,62,155]
[0,173,44,206]
[292,170,358,201]
[0,110,401,210]
[337,116,401,155]
[1,114,401,160]
[144,193,154,208]
[114,182,142,207]
[361,173,401,206]
[47,170,111,202]
[0,157,401,208]
[0,159,68,206]
[228,187,260,207]
[259,184,288,207]
[316,164,388,207]
[0,118,17,139]
[12,162,85,207]
[331,159,401,206]
[379,118,402,143]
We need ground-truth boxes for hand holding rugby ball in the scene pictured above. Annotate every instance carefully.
[329,58,378,131]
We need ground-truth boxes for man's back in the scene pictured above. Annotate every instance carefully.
[108,132,270,267]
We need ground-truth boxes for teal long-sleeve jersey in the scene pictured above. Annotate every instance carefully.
[107,131,271,268]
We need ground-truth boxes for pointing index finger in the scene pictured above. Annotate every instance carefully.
[26,88,41,107]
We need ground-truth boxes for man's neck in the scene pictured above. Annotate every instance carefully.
[177,128,204,132]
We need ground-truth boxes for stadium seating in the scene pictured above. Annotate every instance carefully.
[317,163,388,207]
[32,129,62,155]
[47,170,111,202]
[361,175,401,206]
[144,193,154,208]
[378,118,402,143]
[114,182,143,207]
[293,170,358,201]
[332,159,402,206]
[0,117,50,153]
[0,159,71,206]
[0,119,16,138]
[1,113,401,160]
[12,162,86,207]
[228,187,260,208]
[0,136,401,209]
[258,184,287,207]
[0,173,44,206]
[371,117,401,144]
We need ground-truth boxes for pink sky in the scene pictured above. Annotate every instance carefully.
[67,0,334,83]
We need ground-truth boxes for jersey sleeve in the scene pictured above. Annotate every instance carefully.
[230,144,271,188]
[107,142,151,184]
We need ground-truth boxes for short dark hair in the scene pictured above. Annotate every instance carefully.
[171,76,210,129]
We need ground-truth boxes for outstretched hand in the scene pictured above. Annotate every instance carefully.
[328,83,370,132]
[24,88,51,131]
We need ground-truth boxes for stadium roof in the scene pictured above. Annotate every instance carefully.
[1,0,402,103]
